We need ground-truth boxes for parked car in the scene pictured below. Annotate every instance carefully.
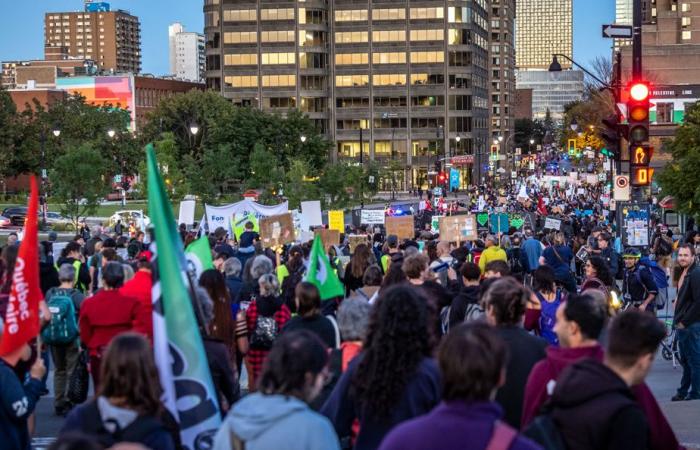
[1,206,28,226]
[108,210,151,230]
[45,212,75,231]
[0,215,11,228]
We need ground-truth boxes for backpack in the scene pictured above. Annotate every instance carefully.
[250,316,279,350]
[440,303,484,334]
[523,414,567,450]
[508,247,525,275]
[80,400,167,449]
[638,259,669,289]
[41,290,78,345]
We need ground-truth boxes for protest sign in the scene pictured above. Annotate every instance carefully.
[544,217,562,230]
[300,200,323,231]
[328,210,345,232]
[315,229,340,250]
[348,235,368,253]
[385,216,414,240]
[259,213,296,247]
[439,215,477,242]
[205,200,288,235]
[489,213,509,234]
[178,200,196,227]
[361,209,385,225]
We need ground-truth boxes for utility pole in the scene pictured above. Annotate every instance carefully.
[631,0,645,203]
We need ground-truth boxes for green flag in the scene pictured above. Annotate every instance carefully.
[305,234,345,300]
[146,144,220,447]
[185,235,214,280]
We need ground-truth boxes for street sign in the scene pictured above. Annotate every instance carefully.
[614,175,631,201]
[602,24,633,39]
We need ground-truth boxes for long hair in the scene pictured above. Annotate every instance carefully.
[1,244,18,294]
[199,269,234,348]
[588,256,613,286]
[97,333,164,416]
[350,244,372,279]
[352,285,435,418]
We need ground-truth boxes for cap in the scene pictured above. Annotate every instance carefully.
[47,231,58,242]
[386,234,398,247]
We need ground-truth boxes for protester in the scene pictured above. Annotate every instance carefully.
[283,282,338,349]
[478,235,507,274]
[622,247,658,311]
[428,241,455,286]
[673,244,700,401]
[482,277,547,428]
[223,257,244,304]
[541,232,576,294]
[483,260,511,279]
[245,273,291,390]
[526,265,563,346]
[321,285,440,450]
[379,323,540,450]
[60,333,176,450]
[343,244,373,296]
[44,264,85,416]
[355,265,382,303]
[444,261,482,332]
[56,241,91,293]
[239,255,274,304]
[79,261,141,389]
[120,254,153,342]
[402,253,431,286]
[380,253,407,290]
[580,255,613,297]
[521,230,542,276]
[596,233,618,277]
[536,310,666,450]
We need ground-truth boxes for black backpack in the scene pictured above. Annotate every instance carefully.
[80,400,168,449]
[508,247,525,275]
[281,265,306,313]
[523,414,567,450]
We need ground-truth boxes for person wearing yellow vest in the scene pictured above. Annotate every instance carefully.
[478,235,507,274]
[380,235,400,274]
[55,241,91,293]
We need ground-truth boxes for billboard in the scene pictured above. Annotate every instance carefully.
[56,75,136,130]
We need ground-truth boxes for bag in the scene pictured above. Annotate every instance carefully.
[440,303,484,334]
[81,400,166,449]
[615,252,625,280]
[67,349,90,405]
[639,259,669,289]
[249,316,279,350]
[523,414,567,450]
[508,248,525,275]
[41,291,78,345]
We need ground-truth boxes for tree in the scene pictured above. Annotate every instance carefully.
[247,143,284,203]
[282,158,320,210]
[135,134,190,201]
[514,118,546,151]
[0,88,19,178]
[658,101,700,217]
[49,144,111,226]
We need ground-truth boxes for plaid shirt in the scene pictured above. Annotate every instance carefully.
[245,299,291,389]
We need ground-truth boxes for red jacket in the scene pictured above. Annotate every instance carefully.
[79,289,140,356]
[119,270,153,341]
[522,344,683,450]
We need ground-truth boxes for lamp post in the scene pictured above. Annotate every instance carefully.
[40,126,61,228]
[107,129,128,207]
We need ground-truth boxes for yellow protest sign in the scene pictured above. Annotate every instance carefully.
[328,210,345,232]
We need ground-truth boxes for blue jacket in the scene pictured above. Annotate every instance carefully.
[321,357,441,450]
[379,401,541,450]
[521,238,543,273]
[0,359,44,450]
[213,393,340,450]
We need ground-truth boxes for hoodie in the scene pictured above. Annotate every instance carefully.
[523,345,683,450]
[547,358,648,450]
[214,393,340,450]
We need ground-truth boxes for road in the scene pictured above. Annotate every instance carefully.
[30,347,699,449]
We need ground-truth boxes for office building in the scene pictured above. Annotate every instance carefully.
[515,70,584,120]
[2,46,99,89]
[489,0,516,160]
[44,2,141,74]
[169,23,206,82]
[516,0,573,70]
[204,1,491,189]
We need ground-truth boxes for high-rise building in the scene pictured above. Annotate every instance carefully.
[489,0,516,157]
[516,0,573,70]
[169,23,205,82]
[205,1,491,188]
[515,70,584,121]
[44,2,140,74]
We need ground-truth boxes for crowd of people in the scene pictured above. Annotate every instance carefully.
[0,184,698,450]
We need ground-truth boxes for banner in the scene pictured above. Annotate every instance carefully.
[232,213,259,240]
[205,200,288,235]
[185,236,214,281]
[0,176,42,355]
[360,210,385,225]
[449,168,460,191]
[147,145,221,448]
[178,200,196,227]
[328,210,345,233]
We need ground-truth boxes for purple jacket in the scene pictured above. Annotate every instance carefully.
[378,401,542,450]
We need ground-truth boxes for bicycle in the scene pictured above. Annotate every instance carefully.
[660,317,682,368]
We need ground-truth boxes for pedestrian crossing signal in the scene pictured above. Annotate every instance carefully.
[631,167,654,186]
[568,139,576,156]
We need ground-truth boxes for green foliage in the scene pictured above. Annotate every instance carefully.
[561,91,615,149]
[658,101,700,217]
[49,144,111,225]
[514,118,546,151]
[283,158,320,210]
[318,162,380,210]
[135,133,190,201]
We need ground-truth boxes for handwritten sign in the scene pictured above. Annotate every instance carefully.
[259,213,295,247]
[386,216,414,240]
[315,229,340,251]
[360,210,385,225]
[439,215,478,242]
[328,210,345,232]
[544,217,562,231]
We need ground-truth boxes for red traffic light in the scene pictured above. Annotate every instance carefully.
[630,82,649,101]
[438,172,446,182]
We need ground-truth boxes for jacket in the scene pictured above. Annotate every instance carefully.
[321,357,441,450]
[203,337,240,413]
[0,359,44,450]
[675,262,700,327]
[119,270,153,341]
[448,285,480,329]
[56,256,91,293]
[79,289,140,356]
[548,358,648,450]
[478,246,508,273]
[213,393,340,450]
[522,238,543,273]
[378,401,541,450]
[495,326,547,428]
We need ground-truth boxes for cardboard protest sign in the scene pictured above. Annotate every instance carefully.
[476,212,490,231]
[544,217,562,230]
[360,209,385,225]
[347,234,368,254]
[489,213,509,234]
[386,216,414,240]
[439,215,478,242]
[259,213,295,247]
[328,210,345,232]
[315,228,340,250]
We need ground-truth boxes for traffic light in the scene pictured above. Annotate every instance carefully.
[438,172,447,184]
[567,139,576,156]
[490,144,499,161]
[434,160,441,173]
[627,81,650,144]
[630,145,654,186]
[632,167,654,186]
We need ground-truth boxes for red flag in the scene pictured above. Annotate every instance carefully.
[537,196,548,216]
[0,176,43,355]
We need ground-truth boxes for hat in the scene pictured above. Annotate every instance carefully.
[137,250,153,262]
[386,234,398,247]
[622,247,641,259]
[47,231,58,242]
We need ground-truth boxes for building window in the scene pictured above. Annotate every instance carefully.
[224,75,258,87]
[337,97,370,108]
[409,7,444,20]
[656,102,674,123]
[224,32,257,44]
[372,8,406,21]
[682,30,692,40]
[372,74,407,86]
[223,10,256,22]
[409,29,444,41]
[261,30,295,43]
[448,7,471,23]
[335,53,369,65]
[371,30,406,42]
[335,9,368,22]
[261,74,296,87]
[372,52,407,64]
[260,8,294,21]
[263,97,296,108]
[411,95,444,106]
[411,73,445,85]
[336,75,369,87]
[261,52,296,65]
[335,31,368,43]
[338,141,370,157]
[300,52,327,68]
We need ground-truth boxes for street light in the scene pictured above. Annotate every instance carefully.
[107,129,116,139]
[52,129,61,138]
[570,118,579,132]
[300,135,307,143]
[529,138,535,145]
[189,123,200,136]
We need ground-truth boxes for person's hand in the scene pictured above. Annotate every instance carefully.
[30,357,46,381]
[447,267,457,281]
[676,323,685,330]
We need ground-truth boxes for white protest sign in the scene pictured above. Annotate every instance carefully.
[361,210,385,225]
[544,217,562,230]
[178,200,196,227]
[300,200,323,231]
